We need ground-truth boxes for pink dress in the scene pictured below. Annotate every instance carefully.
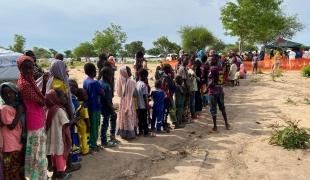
[0,105,23,152]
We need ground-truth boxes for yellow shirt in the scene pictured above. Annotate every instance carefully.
[51,78,68,95]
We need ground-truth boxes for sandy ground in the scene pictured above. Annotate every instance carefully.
[68,64,310,180]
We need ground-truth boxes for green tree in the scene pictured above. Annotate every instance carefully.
[125,41,145,58]
[73,42,96,59]
[33,47,51,59]
[146,47,161,56]
[49,49,58,57]
[92,23,127,55]
[179,26,215,53]
[221,0,303,52]
[64,50,73,58]
[152,36,181,56]
[9,34,26,53]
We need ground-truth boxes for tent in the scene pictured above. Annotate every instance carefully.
[0,48,22,82]
[265,38,302,49]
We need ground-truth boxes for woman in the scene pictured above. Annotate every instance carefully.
[16,55,47,180]
[46,60,74,119]
[116,66,137,139]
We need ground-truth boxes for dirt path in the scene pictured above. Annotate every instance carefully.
[70,69,310,180]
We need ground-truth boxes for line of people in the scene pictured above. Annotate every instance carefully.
[0,49,237,180]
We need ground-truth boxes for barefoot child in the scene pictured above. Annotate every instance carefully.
[151,80,165,134]
[207,57,230,131]
[45,89,72,179]
[76,88,90,154]
[99,67,118,147]
[174,75,185,129]
[0,82,25,180]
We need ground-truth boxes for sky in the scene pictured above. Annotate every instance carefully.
[0,0,309,52]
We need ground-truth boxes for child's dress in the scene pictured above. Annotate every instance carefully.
[46,108,70,172]
[0,105,23,180]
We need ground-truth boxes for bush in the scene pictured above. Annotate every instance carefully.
[269,120,310,149]
[301,66,310,78]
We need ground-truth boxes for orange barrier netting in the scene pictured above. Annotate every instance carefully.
[163,58,310,71]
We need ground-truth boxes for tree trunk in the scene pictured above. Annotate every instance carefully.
[239,37,244,55]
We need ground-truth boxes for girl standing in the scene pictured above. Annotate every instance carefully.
[45,89,71,179]
[116,66,137,139]
[0,82,25,180]
[16,55,47,180]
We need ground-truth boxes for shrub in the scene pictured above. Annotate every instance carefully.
[269,120,310,149]
[301,66,310,78]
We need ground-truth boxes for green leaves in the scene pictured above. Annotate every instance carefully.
[92,23,127,55]
[301,66,310,78]
[73,42,96,58]
[152,36,181,56]
[125,41,145,58]
[221,0,304,49]
[179,26,215,53]
[9,34,26,53]
[269,120,310,149]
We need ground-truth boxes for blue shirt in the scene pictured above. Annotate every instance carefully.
[83,77,102,112]
[99,80,113,114]
[151,89,165,111]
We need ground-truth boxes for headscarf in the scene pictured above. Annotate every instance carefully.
[16,55,45,104]
[45,89,71,160]
[46,60,74,116]
[0,82,19,105]
[116,66,129,97]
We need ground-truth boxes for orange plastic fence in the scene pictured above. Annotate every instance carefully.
[163,58,310,71]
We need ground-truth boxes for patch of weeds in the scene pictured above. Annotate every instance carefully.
[257,69,264,74]
[304,98,310,105]
[269,120,310,149]
[250,77,259,83]
[271,69,283,81]
[285,97,297,105]
[301,66,310,78]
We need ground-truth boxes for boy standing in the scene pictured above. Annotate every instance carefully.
[99,67,118,147]
[174,75,185,129]
[151,80,165,134]
[136,69,149,136]
[83,63,103,150]
[207,57,230,131]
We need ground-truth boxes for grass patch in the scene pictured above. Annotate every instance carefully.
[250,76,259,83]
[301,66,310,78]
[271,69,283,81]
[257,69,264,74]
[285,97,297,105]
[269,120,310,149]
[304,98,310,105]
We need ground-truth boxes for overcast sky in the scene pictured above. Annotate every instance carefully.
[0,0,309,52]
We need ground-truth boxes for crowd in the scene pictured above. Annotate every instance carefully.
[0,47,254,180]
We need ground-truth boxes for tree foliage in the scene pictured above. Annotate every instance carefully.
[9,34,26,53]
[152,36,181,56]
[32,47,51,59]
[125,41,145,58]
[146,47,161,56]
[92,23,127,55]
[64,50,73,58]
[221,0,304,52]
[49,49,58,57]
[179,26,215,53]
[73,42,96,58]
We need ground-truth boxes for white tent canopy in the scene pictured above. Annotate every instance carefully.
[0,48,22,81]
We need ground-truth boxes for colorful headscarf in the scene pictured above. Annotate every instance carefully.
[16,55,45,104]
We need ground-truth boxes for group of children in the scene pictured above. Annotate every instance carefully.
[0,49,233,179]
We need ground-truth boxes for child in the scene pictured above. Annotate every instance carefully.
[99,67,118,147]
[17,55,47,180]
[155,66,164,80]
[207,57,230,131]
[188,63,198,119]
[151,80,165,135]
[76,88,90,154]
[229,59,238,87]
[83,63,103,151]
[174,75,185,129]
[136,69,150,136]
[45,89,72,179]
[0,82,25,179]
